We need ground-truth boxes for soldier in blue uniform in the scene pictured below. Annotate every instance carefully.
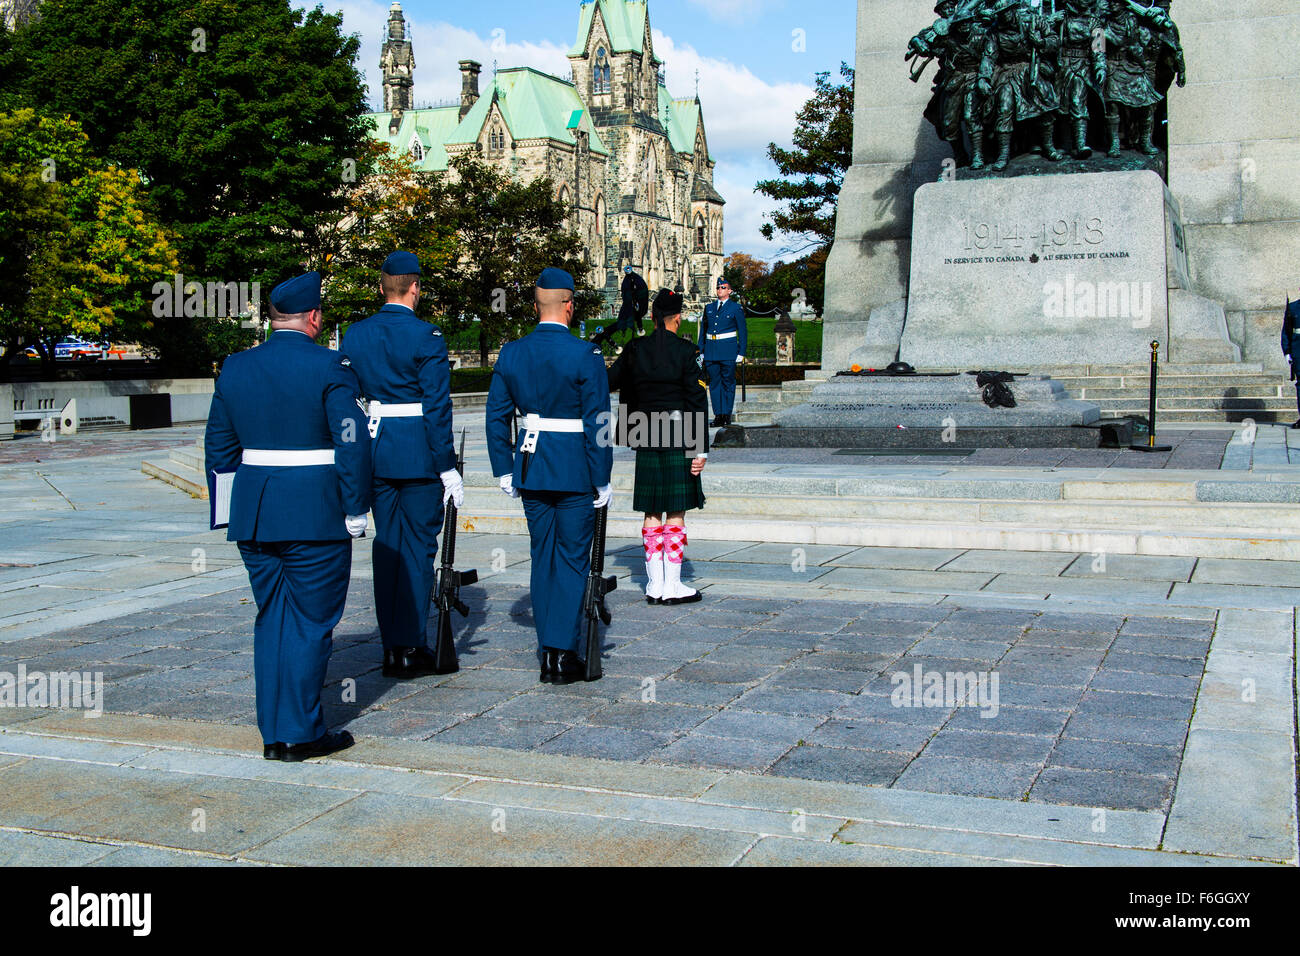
[698,277,747,426]
[485,268,613,684]
[1281,295,1300,428]
[204,272,371,762]
[340,251,463,677]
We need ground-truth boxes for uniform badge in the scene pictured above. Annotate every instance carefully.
[340,357,351,367]
[695,354,704,370]
[431,329,442,336]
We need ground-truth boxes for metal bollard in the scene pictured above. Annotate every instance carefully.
[1130,340,1172,453]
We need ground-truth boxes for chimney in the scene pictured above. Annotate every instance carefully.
[459,60,482,120]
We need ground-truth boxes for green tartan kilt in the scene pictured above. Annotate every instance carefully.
[632,448,705,514]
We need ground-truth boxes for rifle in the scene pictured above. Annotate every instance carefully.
[431,430,478,675]
[582,504,617,681]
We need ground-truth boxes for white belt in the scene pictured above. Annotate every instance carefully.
[366,401,422,438]
[520,413,584,454]
[241,448,335,467]
[707,331,738,340]
[368,402,422,417]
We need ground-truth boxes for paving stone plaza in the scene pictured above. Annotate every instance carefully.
[0,422,1295,866]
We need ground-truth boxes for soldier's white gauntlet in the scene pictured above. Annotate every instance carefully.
[440,469,464,508]
[345,514,369,538]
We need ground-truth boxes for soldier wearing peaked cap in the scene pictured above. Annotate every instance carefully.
[340,251,463,678]
[608,288,709,606]
[699,276,747,427]
[485,267,614,684]
[204,271,372,762]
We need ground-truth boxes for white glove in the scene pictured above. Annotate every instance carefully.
[594,483,613,508]
[735,355,745,365]
[499,474,520,499]
[440,469,464,508]
[345,514,368,538]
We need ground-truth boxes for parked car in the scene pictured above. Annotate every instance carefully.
[22,337,102,361]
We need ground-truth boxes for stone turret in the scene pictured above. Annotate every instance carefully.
[380,2,414,112]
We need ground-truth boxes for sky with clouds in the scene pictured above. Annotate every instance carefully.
[295,0,856,260]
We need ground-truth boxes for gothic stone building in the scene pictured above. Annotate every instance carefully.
[367,0,726,310]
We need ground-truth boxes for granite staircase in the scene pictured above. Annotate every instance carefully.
[732,365,1293,426]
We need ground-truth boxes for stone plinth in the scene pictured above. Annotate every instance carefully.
[901,170,1186,369]
[718,373,1104,449]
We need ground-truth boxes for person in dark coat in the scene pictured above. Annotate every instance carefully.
[607,289,709,605]
[591,266,648,348]
[1281,294,1300,428]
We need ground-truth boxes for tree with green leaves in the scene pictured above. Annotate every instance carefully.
[427,155,598,367]
[4,0,374,371]
[323,142,460,334]
[755,62,855,257]
[0,109,179,373]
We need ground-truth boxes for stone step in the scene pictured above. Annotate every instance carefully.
[1041,363,1266,377]
[168,446,204,471]
[142,456,207,499]
[455,507,1300,561]
[1076,387,1286,402]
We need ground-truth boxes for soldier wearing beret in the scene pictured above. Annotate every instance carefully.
[204,272,372,761]
[699,276,747,427]
[340,251,463,678]
[608,288,709,605]
[485,268,614,684]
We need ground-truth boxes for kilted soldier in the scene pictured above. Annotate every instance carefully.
[980,0,1063,170]
[1102,2,1163,155]
[607,289,709,605]
[911,0,996,168]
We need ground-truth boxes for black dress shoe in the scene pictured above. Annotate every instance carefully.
[709,415,725,428]
[1291,420,1300,430]
[540,648,559,684]
[283,731,355,763]
[263,742,285,761]
[552,650,587,685]
[664,590,703,606]
[383,645,452,678]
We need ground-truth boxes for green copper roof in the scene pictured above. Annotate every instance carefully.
[444,67,610,156]
[570,0,654,58]
[365,106,462,172]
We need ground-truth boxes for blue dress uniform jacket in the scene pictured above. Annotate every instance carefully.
[340,303,458,650]
[699,298,747,417]
[205,330,372,541]
[485,322,613,655]
[485,323,613,493]
[203,329,372,747]
[340,303,456,479]
[698,298,747,362]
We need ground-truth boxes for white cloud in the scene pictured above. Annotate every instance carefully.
[310,3,811,253]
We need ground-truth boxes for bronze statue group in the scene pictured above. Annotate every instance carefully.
[908,0,1186,171]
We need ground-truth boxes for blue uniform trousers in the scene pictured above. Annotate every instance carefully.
[238,540,351,746]
[706,360,737,415]
[521,490,594,655]
[371,477,444,650]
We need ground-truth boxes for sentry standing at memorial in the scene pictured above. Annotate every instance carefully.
[485,268,613,684]
[607,289,709,605]
[204,272,371,762]
[699,276,747,427]
[340,251,464,679]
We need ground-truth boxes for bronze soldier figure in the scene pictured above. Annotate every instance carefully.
[981,0,1064,171]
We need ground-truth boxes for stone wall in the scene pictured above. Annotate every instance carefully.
[1166,0,1300,372]
[10,379,215,430]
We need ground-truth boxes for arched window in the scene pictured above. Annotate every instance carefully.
[410,139,424,162]
[593,47,611,94]
[695,213,706,252]
[489,124,505,152]
[645,149,658,213]
[594,195,605,236]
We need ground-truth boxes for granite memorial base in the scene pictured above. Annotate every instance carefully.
[715,373,1105,450]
